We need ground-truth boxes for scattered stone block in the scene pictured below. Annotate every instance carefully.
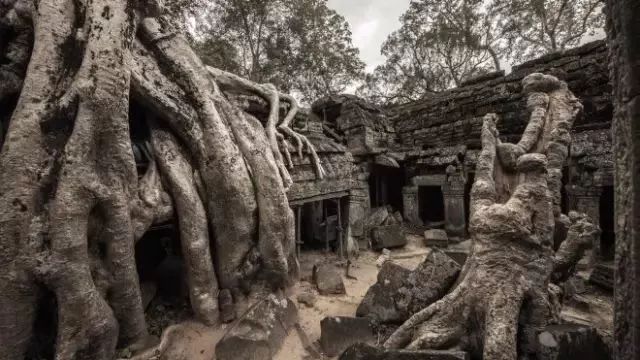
[357,251,460,323]
[320,317,376,357]
[313,264,346,295]
[536,324,611,360]
[398,250,460,315]
[423,229,449,248]
[357,262,411,322]
[296,292,317,308]
[371,225,407,250]
[364,207,390,229]
[339,343,469,360]
[216,294,298,360]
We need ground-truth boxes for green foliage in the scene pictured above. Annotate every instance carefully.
[359,0,604,105]
[189,0,365,104]
[358,0,500,104]
[491,0,604,62]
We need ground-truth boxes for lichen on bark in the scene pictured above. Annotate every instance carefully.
[384,73,598,360]
[0,1,323,359]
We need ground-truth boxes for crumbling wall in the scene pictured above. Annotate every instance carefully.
[392,40,610,159]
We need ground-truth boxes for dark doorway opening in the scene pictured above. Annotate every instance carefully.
[299,198,345,252]
[419,186,445,227]
[368,164,405,212]
[464,172,476,231]
[600,186,615,261]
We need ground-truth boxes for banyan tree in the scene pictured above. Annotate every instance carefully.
[383,74,599,359]
[0,1,323,359]
[0,1,601,359]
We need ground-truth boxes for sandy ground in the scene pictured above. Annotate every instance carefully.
[275,242,429,360]
[132,234,613,359]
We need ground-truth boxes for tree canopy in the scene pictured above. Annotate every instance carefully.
[359,0,604,105]
[190,0,365,104]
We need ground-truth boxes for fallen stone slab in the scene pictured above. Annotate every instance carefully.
[364,207,390,229]
[371,225,407,250]
[423,229,449,248]
[536,324,611,360]
[339,343,469,360]
[313,263,346,295]
[215,294,298,360]
[320,317,376,357]
[357,251,460,323]
[398,250,460,316]
[356,262,411,322]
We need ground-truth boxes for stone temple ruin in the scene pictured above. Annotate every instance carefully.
[0,38,620,360]
[4,3,639,355]
[290,40,613,275]
[212,39,615,359]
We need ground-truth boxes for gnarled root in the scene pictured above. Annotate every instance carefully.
[386,74,583,360]
[207,67,326,181]
[151,124,219,325]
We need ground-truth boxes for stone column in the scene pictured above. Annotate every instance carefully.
[442,187,466,239]
[402,185,420,225]
[566,185,602,260]
[348,190,369,250]
[442,165,467,239]
[606,1,640,357]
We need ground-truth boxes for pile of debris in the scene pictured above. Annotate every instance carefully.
[363,206,406,250]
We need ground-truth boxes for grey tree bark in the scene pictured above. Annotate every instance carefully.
[384,74,598,359]
[0,1,319,359]
[605,1,640,359]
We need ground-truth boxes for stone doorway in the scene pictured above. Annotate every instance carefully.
[418,186,445,228]
[599,185,615,261]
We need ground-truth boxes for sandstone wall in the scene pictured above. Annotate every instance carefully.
[391,41,611,167]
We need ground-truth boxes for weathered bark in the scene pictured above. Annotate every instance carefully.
[384,74,596,359]
[605,1,640,359]
[0,1,76,358]
[0,1,321,358]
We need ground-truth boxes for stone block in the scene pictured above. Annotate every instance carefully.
[339,343,469,360]
[357,252,460,323]
[320,317,376,357]
[313,264,346,295]
[216,294,298,360]
[371,225,407,250]
[536,324,611,360]
[364,207,390,229]
[398,251,460,315]
[423,229,449,248]
[357,262,411,322]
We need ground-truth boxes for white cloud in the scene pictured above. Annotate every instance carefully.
[327,0,412,71]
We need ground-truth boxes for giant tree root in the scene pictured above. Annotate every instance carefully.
[384,74,596,360]
[0,2,324,359]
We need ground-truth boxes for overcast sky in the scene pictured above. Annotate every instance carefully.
[327,0,412,72]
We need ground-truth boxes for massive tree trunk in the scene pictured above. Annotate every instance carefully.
[605,1,640,359]
[384,74,598,359]
[0,1,318,359]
